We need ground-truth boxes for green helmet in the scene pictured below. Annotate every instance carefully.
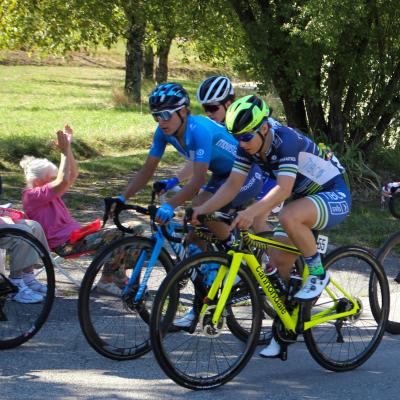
[226,95,269,135]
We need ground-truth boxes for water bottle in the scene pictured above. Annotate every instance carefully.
[265,264,288,297]
[171,240,186,261]
[187,244,202,281]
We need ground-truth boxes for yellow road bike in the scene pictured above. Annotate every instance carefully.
[150,212,389,390]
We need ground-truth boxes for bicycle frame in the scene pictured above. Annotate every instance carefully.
[122,221,184,303]
[201,233,361,333]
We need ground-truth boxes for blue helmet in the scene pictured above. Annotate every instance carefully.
[149,83,190,112]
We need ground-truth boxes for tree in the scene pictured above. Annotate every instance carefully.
[226,0,400,149]
[190,0,400,150]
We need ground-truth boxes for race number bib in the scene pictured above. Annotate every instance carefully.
[316,234,329,254]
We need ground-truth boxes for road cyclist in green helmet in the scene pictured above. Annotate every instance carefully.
[192,94,351,357]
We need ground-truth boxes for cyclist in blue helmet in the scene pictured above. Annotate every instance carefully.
[113,82,263,241]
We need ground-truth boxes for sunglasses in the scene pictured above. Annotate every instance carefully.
[152,106,184,121]
[202,103,221,113]
[236,131,257,142]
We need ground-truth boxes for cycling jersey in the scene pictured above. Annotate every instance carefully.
[149,115,237,178]
[232,125,347,195]
[232,125,351,230]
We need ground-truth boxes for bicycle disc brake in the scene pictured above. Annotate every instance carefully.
[199,305,226,338]
[122,284,145,314]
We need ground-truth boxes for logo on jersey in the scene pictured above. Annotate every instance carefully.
[328,201,349,215]
[215,139,237,156]
[196,149,205,157]
[280,156,296,162]
[255,172,262,180]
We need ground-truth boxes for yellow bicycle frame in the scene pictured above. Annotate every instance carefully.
[200,233,361,333]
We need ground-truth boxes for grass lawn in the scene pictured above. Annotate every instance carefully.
[0,53,398,250]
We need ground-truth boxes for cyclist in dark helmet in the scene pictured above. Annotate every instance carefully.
[192,94,351,355]
[112,83,263,235]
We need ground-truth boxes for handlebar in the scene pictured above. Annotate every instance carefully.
[103,197,181,242]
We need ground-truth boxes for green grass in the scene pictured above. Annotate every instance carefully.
[329,201,400,248]
[0,49,397,249]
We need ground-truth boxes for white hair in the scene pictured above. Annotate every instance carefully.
[20,155,58,188]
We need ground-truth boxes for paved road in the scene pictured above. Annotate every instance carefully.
[1,287,400,400]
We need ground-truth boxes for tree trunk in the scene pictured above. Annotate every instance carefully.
[156,36,173,84]
[143,45,154,80]
[124,22,145,103]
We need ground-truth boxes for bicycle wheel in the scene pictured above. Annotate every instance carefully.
[304,246,389,371]
[389,193,400,219]
[150,251,262,390]
[78,236,173,360]
[0,227,55,349]
[373,232,400,333]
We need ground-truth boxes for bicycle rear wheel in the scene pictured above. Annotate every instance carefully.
[304,246,389,371]
[78,236,173,360]
[150,252,262,390]
[373,232,400,334]
[0,227,55,349]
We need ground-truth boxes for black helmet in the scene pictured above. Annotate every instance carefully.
[149,82,190,112]
[196,76,234,104]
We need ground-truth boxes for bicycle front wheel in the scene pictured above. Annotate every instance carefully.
[374,232,400,333]
[304,246,389,371]
[0,227,55,349]
[78,236,173,360]
[150,251,262,390]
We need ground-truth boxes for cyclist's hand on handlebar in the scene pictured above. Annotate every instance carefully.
[230,208,255,230]
[154,177,180,195]
[155,203,174,224]
[190,207,203,226]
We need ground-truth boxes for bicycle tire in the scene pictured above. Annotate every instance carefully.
[303,246,389,371]
[389,193,400,219]
[150,251,262,390]
[373,232,400,334]
[0,227,55,349]
[78,236,173,360]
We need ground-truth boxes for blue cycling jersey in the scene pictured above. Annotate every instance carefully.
[149,115,238,177]
[232,125,348,196]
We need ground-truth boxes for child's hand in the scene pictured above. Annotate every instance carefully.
[64,124,73,143]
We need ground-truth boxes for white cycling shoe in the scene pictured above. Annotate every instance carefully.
[259,337,281,358]
[173,308,195,329]
[294,272,330,302]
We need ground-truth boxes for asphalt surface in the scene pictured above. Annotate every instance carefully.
[1,285,400,400]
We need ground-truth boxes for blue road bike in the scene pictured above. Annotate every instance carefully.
[78,184,205,360]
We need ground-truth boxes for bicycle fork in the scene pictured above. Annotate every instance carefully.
[200,251,241,326]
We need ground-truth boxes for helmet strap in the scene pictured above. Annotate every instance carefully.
[173,110,185,137]
[256,130,266,153]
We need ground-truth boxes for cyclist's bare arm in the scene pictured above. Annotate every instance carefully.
[176,161,194,183]
[167,161,208,209]
[122,155,160,200]
[247,175,294,218]
[193,171,246,218]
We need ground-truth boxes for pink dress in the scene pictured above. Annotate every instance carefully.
[22,184,81,250]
